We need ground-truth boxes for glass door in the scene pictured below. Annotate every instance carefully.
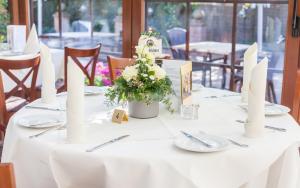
[145,0,288,104]
[30,0,123,62]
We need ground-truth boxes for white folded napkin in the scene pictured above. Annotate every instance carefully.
[40,43,57,104]
[241,43,257,103]
[24,24,40,54]
[67,57,86,143]
[244,57,268,138]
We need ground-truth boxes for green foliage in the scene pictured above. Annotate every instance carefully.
[0,0,9,42]
[141,29,160,38]
[147,3,185,37]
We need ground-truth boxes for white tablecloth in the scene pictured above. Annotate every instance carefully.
[0,49,64,92]
[1,88,300,188]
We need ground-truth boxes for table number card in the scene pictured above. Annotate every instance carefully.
[112,109,128,124]
[138,36,162,57]
[180,62,193,105]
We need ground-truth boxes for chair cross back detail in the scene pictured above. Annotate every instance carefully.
[64,44,101,90]
[107,56,135,82]
[0,56,40,101]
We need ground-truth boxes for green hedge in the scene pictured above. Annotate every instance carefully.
[0,0,9,42]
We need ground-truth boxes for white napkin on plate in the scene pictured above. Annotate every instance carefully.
[24,24,40,54]
[40,43,57,104]
[244,57,268,138]
[67,57,86,143]
[241,43,257,103]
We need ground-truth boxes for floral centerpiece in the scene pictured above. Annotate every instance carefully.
[105,31,173,118]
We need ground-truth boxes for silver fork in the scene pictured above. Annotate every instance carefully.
[199,131,248,148]
[236,120,287,132]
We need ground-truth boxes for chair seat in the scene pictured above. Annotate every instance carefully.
[6,97,27,112]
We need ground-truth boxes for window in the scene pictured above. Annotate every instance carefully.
[30,0,123,61]
[146,0,288,103]
[0,0,9,43]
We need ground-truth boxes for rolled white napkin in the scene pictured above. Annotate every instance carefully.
[244,57,268,138]
[40,43,57,104]
[67,57,86,143]
[24,24,40,54]
[241,43,257,103]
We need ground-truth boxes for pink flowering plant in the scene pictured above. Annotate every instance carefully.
[85,62,120,86]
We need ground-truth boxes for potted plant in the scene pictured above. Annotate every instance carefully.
[105,41,173,118]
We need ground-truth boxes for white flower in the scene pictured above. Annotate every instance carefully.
[135,46,144,55]
[122,65,138,82]
[144,51,155,64]
[153,65,166,80]
[149,75,155,80]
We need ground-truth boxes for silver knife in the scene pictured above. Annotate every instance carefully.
[86,135,130,152]
[181,131,213,148]
[25,106,65,111]
[29,125,65,139]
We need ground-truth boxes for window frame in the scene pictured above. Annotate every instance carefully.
[145,0,289,90]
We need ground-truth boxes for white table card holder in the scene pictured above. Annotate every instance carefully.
[162,60,192,111]
[241,43,257,103]
[24,24,40,54]
[40,43,57,104]
[244,57,268,138]
[180,62,193,105]
[67,57,86,143]
[6,25,26,53]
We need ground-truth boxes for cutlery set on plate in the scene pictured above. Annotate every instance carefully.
[179,131,248,152]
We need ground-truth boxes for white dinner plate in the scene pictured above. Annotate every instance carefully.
[17,114,64,129]
[174,132,230,153]
[84,86,106,96]
[239,103,290,116]
[0,51,24,56]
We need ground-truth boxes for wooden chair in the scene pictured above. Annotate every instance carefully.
[0,72,6,140]
[233,58,278,103]
[107,56,135,82]
[0,55,40,134]
[0,163,16,188]
[292,70,300,123]
[60,44,101,91]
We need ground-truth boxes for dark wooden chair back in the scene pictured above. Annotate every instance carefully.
[107,56,135,82]
[0,72,6,135]
[63,44,101,91]
[0,163,16,188]
[0,55,41,102]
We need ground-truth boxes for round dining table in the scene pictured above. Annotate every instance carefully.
[1,87,300,188]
